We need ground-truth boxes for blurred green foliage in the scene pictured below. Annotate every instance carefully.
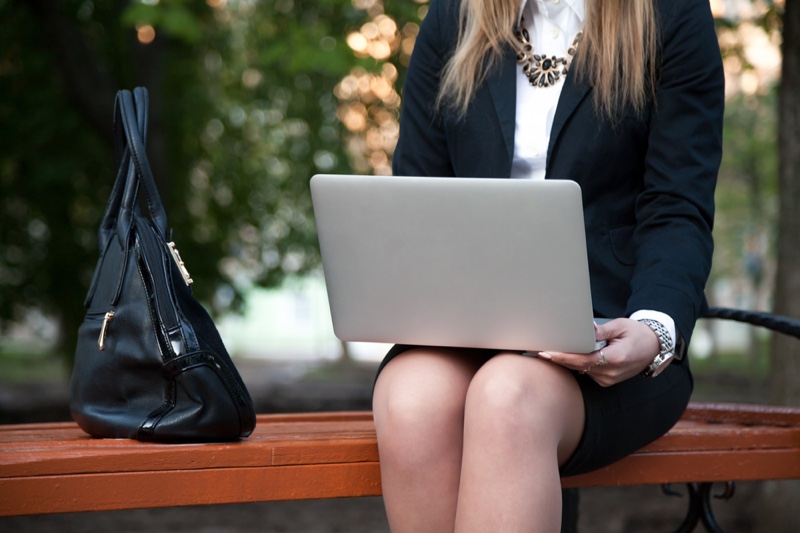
[713,89,778,290]
[0,0,424,361]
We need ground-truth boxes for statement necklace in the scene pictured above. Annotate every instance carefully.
[514,19,582,88]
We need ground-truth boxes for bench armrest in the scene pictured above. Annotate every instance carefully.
[702,306,800,339]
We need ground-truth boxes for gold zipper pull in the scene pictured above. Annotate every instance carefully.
[98,311,115,351]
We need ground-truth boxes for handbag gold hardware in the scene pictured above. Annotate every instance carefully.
[168,242,194,286]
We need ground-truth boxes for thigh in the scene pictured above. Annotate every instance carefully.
[372,348,493,533]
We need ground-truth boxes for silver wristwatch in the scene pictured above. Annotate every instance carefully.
[638,318,674,378]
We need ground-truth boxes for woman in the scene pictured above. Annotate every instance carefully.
[372,0,724,531]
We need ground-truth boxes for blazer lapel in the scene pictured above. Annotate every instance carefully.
[486,52,593,175]
[547,74,592,165]
[487,51,518,164]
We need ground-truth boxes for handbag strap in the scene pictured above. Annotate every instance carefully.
[116,87,169,240]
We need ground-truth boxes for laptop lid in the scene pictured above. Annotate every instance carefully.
[310,174,598,354]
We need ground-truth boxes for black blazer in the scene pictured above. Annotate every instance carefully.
[391,0,724,345]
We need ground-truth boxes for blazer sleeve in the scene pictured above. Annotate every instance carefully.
[392,0,457,177]
[624,0,724,341]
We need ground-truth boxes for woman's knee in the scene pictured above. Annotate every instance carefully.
[373,348,479,458]
[374,378,462,438]
[464,354,584,441]
[466,355,558,411]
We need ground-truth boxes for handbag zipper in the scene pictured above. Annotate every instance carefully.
[98,310,116,351]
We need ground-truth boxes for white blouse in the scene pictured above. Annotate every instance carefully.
[511,0,584,181]
[512,0,678,346]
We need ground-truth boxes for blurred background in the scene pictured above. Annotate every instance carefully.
[1,0,799,531]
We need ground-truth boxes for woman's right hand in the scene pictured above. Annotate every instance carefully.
[537,318,662,387]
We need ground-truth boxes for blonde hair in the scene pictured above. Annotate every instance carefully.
[438,0,658,120]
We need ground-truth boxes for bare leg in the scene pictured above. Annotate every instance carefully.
[454,354,585,533]
[372,348,487,533]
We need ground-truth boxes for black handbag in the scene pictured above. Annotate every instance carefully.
[70,87,256,441]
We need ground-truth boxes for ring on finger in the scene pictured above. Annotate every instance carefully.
[581,365,592,374]
[595,350,609,367]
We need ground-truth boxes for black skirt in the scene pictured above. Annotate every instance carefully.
[374,345,693,477]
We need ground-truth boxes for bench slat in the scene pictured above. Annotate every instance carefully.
[683,402,800,427]
[0,415,379,478]
[562,448,800,488]
[0,463,383,516]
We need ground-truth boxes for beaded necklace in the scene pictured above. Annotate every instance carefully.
[514,17,582,88]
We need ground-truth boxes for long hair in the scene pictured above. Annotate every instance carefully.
[437,0,658,120]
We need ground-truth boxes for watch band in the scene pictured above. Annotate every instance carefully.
[638,318,675,377]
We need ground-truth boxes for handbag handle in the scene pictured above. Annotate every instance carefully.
[96,89,150,252]
[114,87,149,161]
[116,87,169,241]
[83,88,153,308]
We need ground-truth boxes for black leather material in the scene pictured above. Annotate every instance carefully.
[70,87,256,442]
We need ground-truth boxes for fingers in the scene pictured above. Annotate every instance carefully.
[593,318,627,342]
[537,349,608,375]
[538,349,618,387]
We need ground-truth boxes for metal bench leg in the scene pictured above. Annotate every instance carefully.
[663,482,736,533]
[561,488,579,533]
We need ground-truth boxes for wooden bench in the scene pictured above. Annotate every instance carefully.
[1,402,799,531]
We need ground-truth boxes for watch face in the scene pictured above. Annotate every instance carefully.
[650,353,674,377]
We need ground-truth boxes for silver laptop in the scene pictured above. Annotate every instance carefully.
[310,174,601,354]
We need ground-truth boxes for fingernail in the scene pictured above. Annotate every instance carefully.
[538,351,553,360]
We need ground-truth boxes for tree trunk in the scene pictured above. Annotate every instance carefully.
[25,0,171,201]
[761,0,800,530]
[25,0,119,146]
[772,0,800,406]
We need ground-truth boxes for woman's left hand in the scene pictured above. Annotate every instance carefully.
[537,318,661,387]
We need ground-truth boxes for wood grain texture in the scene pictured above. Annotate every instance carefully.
[1,403,798,516]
